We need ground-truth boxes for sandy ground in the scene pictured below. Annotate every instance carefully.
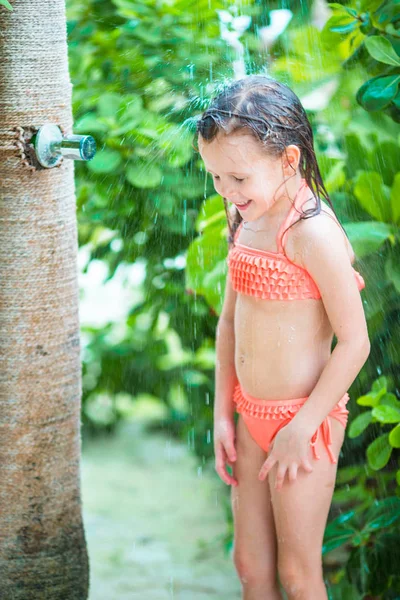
[81,419,242,599]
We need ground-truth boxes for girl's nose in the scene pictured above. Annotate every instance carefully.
[217,180,237,199]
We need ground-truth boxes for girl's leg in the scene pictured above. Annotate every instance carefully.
[231,414,284,600]
[268,415,346,600]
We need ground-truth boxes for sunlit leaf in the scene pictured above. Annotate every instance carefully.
[380,392,400,411]
[372,376,388,393]
[364,36,400,66]
[372,404,400,423]
[327,3,358,17]
[389,423,400,448]
[342,221,392,257]
[327,13,359,34]
[196,193,227,233]
[87,149,122,173]
[348,411,373,438]
[126,161,163,188]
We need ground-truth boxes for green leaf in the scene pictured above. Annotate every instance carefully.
[360,0,385,13]
[196,194,227,233]
[186,226,228,303]
[0,0,13,10]
[323,509,358,554]
[366,433,392,470]
[126,161,163,188]
[74,113,109,135]
[369,141,400,187]
[380,393,400,411]
[328,14,360,34]
[97,93,124,118]
[324,160,346,194]
[364,508,400,531]
[327,3,358,17]
[87,149,122,174]
[396,469,400,486]
[365,36,400,66]
[357,393,379,407]
[336,466,362,485]
[322,528,354,554]
[202,259,228,314]
[343,133,371,176]
[389,423,400,448]
[342,221,392,257]
[353,171,392,222]
[362,497,400,530]
[372,405,400,423]
[391,172,400,224]
[385,254,400,293]
[356,74,400,111]
[375,4,400,26]
[371,376,388,393]
[348,411,373,438]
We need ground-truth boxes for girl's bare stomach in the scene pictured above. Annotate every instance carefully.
[234,294,334,401]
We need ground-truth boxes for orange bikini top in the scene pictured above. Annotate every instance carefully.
[227,179,366,301]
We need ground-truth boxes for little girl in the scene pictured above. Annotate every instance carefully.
[196,75,370,600]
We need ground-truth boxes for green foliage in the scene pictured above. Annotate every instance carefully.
[324,1,400,122]
[0,0,13,10]
[324,494,400,597]
[348,376,400,473]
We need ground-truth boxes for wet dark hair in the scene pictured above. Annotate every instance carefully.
[195,74,349,248]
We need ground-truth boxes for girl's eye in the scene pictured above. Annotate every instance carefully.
[212,175,244,183]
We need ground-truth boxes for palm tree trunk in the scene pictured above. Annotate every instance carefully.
[0,1,89,597]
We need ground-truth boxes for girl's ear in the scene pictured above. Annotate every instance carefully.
[282,144,301,174]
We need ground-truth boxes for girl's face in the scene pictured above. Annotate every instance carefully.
[198,131,293,220]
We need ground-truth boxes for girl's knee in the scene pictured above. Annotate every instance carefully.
[278,558,324,597]
[233,546,278,589]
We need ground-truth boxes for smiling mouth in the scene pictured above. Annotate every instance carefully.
[235,200,252,208]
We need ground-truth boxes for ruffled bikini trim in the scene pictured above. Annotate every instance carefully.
[234,385,350,464]
[233,386,304,419]
[233,385,350,417]
[228,249,321,300]
[228,247,365,299]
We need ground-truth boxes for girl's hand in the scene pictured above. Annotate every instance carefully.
[214,416,238,487]
[258,421,313,490]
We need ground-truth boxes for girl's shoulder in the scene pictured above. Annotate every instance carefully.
[292,198,356,266]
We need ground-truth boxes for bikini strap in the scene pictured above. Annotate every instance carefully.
[276,178,308,255]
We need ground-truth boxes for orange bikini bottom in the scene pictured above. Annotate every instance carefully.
[233,382,350,464]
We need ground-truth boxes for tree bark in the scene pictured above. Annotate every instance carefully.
[0,1,89,597]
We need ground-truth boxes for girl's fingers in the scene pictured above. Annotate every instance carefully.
[215,443,238,487]
[258,456,275,481]
[275,465,287,490]
[288,462,298,483]
[302,458,314,473]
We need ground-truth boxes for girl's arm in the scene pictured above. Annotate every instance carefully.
[290,216,371,436]
[214,274,239,421]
